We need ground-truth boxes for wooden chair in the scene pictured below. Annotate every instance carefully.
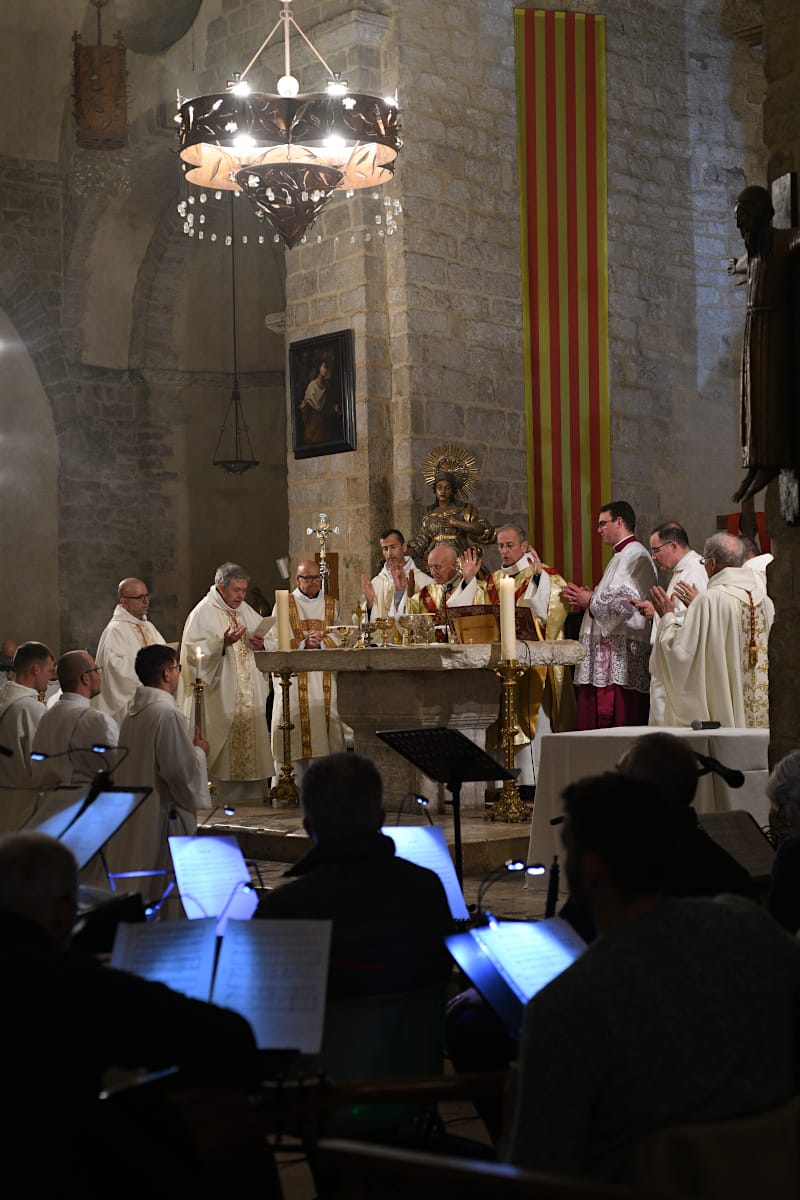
[315,1137,658,1199]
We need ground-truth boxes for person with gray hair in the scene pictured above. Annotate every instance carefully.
[649,529,773,727]
[766,751,800,933]
[255,753,452,996]
[180,562,271,802]
[0,831,261,1189]
[0,641,56,832]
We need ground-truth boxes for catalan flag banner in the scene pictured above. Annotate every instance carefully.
[515,9,610,585]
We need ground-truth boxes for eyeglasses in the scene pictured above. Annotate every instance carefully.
[298,575,322,582]
[168,663,182,673]
[122,592,150,601]
[650,542,674,557]
[597,519,615,527]
[86,666,102,675]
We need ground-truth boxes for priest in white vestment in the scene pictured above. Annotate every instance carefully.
[406,543,488,625]
[32,651,119,789]
[180,563,271,802]
[563,501,657,728]
[94,578,167,727]
[484,524,576,782]
[361,528,433,620]
[630,522,709,726]
[107,644,210,904]
[651,531,773,728]
[0,642,55,832]
[265,561,346,777]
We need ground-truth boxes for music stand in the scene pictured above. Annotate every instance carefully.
[376,726,518,889]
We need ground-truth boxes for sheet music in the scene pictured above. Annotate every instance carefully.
[384,825,469,920]
[169,835,258,933]
[111,918,218,1002]
[24,789,89,838]
[59,789,149,870]
[211,919,331,1052]
[471,917,586,1003]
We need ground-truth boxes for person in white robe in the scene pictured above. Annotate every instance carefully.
[361,528,434,620]
[484,525,575,783]
[0,642,55,832]
[180,563,271,802]
[563,501,657,729]
[106,644,210,904]
[406,543,488,628]
[94,578,167,727]
[630,522,709,726]
[32,650,119,789]
[651,532,773,728]
[265,560,346,777]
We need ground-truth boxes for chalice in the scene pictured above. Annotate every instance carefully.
[327,624,356,648]
[397,614,415,646]
[374,617,395,648]
[413,613,437,644]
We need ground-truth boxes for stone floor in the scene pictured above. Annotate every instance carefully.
[197,802,558,919]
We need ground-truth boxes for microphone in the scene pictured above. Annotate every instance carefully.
[695,752,745,789]
[690,720,721,730]
[545,855,560,919]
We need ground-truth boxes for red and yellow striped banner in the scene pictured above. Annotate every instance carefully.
[515,8,610,585]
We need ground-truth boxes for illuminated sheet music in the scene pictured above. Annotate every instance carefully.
[384,825,469,920]
[212,919,331,1052]
[471,917,586,1003]
[169,834,258,932]
[111,918,218,1002]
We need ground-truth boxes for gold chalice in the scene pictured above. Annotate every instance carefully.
[327,624,356,648]
[397,614,415,646]
[412,612,437,644]
[374,617,395,648]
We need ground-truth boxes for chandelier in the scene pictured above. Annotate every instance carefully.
[175,0,402,249]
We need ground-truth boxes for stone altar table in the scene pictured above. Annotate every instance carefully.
[255,641,584,812]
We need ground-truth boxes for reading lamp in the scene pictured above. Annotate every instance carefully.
[474,858,545,925]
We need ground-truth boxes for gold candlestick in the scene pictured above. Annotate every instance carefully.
[485,659,530,823]
[192,677,218,797]
[269,669,299,807]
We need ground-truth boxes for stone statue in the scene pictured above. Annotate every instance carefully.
[406,443,496,565]
[729,184,800,504]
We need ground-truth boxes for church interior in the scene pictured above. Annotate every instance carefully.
[3,0,800,1193]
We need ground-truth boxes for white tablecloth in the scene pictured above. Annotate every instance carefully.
[526,726,770,877]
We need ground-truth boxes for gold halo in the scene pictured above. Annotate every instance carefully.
[421,443,480,500]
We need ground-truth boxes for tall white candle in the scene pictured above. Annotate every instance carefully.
[499,576,517,661]
[194,645,203,682]
[276,590,291,651]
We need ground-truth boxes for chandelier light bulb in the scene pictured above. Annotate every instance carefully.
[277,74,299,97]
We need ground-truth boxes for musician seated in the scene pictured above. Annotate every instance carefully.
[254,752,453,996]
[0,832,259,1189]
[504,773,800,1184]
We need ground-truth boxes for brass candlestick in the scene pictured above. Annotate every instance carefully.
[192,677,218,797]
[486,659,530,823]
[269,669,299,807]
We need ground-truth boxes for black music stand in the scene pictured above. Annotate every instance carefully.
[376,726,519,889]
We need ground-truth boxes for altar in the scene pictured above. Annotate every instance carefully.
[255,641,585,812]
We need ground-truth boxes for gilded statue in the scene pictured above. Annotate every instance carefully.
[406,443,496,565]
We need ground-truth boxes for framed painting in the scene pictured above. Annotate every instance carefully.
[290,329,356,458]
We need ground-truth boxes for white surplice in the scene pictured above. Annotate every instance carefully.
[368,556,434,618]
[105,685,210,901]
[648,548,709,725]
[0,682,45,832]
[180,588,271,784]
[94,605,167,727]
[265,589,346,767]
[31,694,119,787]
[652,565,774,728]
[575,540,657,693]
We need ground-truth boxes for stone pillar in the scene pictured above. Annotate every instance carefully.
[763,0,800,768]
